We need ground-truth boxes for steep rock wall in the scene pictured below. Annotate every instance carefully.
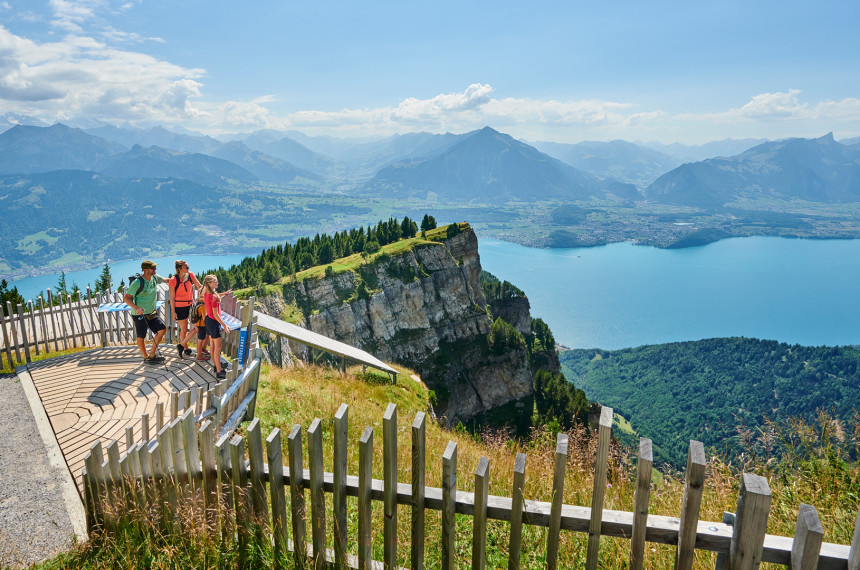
[290,228,535,423]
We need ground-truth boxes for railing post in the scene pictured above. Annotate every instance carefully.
[230,435,250,568]
[246,418,268,524]
[333,404,349,569]
[16,303,31,363]
[676,440,706,570]
[412,412,426,570]
[383,403,398,569]
[548,432,568,570]
[287,424,307,567]
[587,405,613,570]
[308,418,326,569]
[27,300,39,357]
[358,427,374,570]
[508,453,526,570]
[266,428,288,570]
[630,438,653,570]
[472,456,489,570]
[727,473,771,570]
[792,503,823,569]
[441,440,457,570]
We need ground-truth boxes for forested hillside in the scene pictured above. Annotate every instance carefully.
[560,338,860,467]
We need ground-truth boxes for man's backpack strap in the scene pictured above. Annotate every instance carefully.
[133,276,146,305]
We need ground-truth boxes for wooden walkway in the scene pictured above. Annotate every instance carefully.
[25,346,219,490]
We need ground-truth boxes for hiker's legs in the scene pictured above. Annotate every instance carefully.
[134,316,149,357]
[150,328,166,357]
[211,336,222,372]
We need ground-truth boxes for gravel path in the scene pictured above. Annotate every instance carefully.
[0,373,79,568]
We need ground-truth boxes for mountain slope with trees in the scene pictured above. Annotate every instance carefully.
[560,337,860,467]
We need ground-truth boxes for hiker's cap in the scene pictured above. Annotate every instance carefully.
[141,260,158,270]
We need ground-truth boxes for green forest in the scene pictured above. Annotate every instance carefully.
[560,338,860,467]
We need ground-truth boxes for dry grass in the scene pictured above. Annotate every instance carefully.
[30,362,860,569]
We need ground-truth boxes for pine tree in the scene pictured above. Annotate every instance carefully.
[94,264,112,293]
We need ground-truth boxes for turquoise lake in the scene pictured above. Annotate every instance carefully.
[9,236,860,350]
[478,236,860,350]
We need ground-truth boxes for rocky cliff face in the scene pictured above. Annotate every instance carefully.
[282,227,538,424]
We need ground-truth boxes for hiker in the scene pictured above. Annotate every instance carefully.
[169,259,203,358]
[202,274,232,379]
[180,290,210,361]
[124,260,170,363]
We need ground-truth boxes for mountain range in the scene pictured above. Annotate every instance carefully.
[645,133,860,207]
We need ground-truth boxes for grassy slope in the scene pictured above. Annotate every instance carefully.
[33,362,860,569]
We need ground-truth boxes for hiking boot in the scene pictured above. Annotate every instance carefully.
[202,350,211,356]
[216,370,227,379]
[196,353,211,361]
[176,343,184,358]
[145,355,165,364]
[184,348,193,356]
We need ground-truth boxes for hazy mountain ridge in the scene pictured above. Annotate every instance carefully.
[0,124,127,174]
[531,139,680,188]
[96,144,259,187]
[362,127,638,202]
[646,133,860,207]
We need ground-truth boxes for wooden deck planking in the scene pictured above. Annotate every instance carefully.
[25,346,217,490]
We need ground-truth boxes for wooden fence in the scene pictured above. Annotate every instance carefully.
[0,287,256,369]
[82,403,860,570]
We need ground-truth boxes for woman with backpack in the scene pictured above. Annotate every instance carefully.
[202,274,232,379]
[169,259,203,358]
[180,290,210,361]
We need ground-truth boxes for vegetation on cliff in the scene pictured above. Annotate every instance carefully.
[560,338,860,468]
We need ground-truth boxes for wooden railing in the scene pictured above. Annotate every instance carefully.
[0,287,256,369]
[82,403,860,569]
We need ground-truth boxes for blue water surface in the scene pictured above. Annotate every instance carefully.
[10,237,860,350]
[477,236,860,350]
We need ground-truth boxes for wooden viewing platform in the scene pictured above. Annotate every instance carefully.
[22,346,220,490]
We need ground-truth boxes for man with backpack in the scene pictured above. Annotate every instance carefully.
[124,260,170,363]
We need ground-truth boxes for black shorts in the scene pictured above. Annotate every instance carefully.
[204,315,222,339]
[197,325,207,340]
[174,305,191,320]
[134,313,166,339]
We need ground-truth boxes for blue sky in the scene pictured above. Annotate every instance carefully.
[1,0,859,143]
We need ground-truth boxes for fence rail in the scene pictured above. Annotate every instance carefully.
[82,403,860,570]
[0,287,255,368]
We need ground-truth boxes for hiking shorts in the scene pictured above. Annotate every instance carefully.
[197,325,207,340]
[174,305,191,321]
[134,313,166,339]
[205,315,222,339]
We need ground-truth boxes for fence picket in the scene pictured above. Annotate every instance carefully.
[57,293,71,350]
[411,412,426,570]
[676,440,706,570]
[246,418,268,533]
[358,427,373,570]
[792,503,823,569]
[548,432,569,570]
[630,438,653,570]
[0,306,13,368]
[16,303,31,363]
[198,421,217,528]
[267,428,288,569]
[728,473,771,570]
[215,434,234,544]
[442,440,457,570]
[472,456,489,570]
[586,406,613,569]
[6,301,21,364]
[27,301,39,356]
[287,424,307,566]
[84,441,105,531]
[37,297,50,355]
[308,418,326,570]
[333,404,348,569]
[181,410,202,490]
[230,435,251,568]
[45,290,61,352]
[850,507,860,570]
[383,403,398,569]
[508,452,526,570]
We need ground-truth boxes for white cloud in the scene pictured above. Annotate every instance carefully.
[0,25,206,124]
